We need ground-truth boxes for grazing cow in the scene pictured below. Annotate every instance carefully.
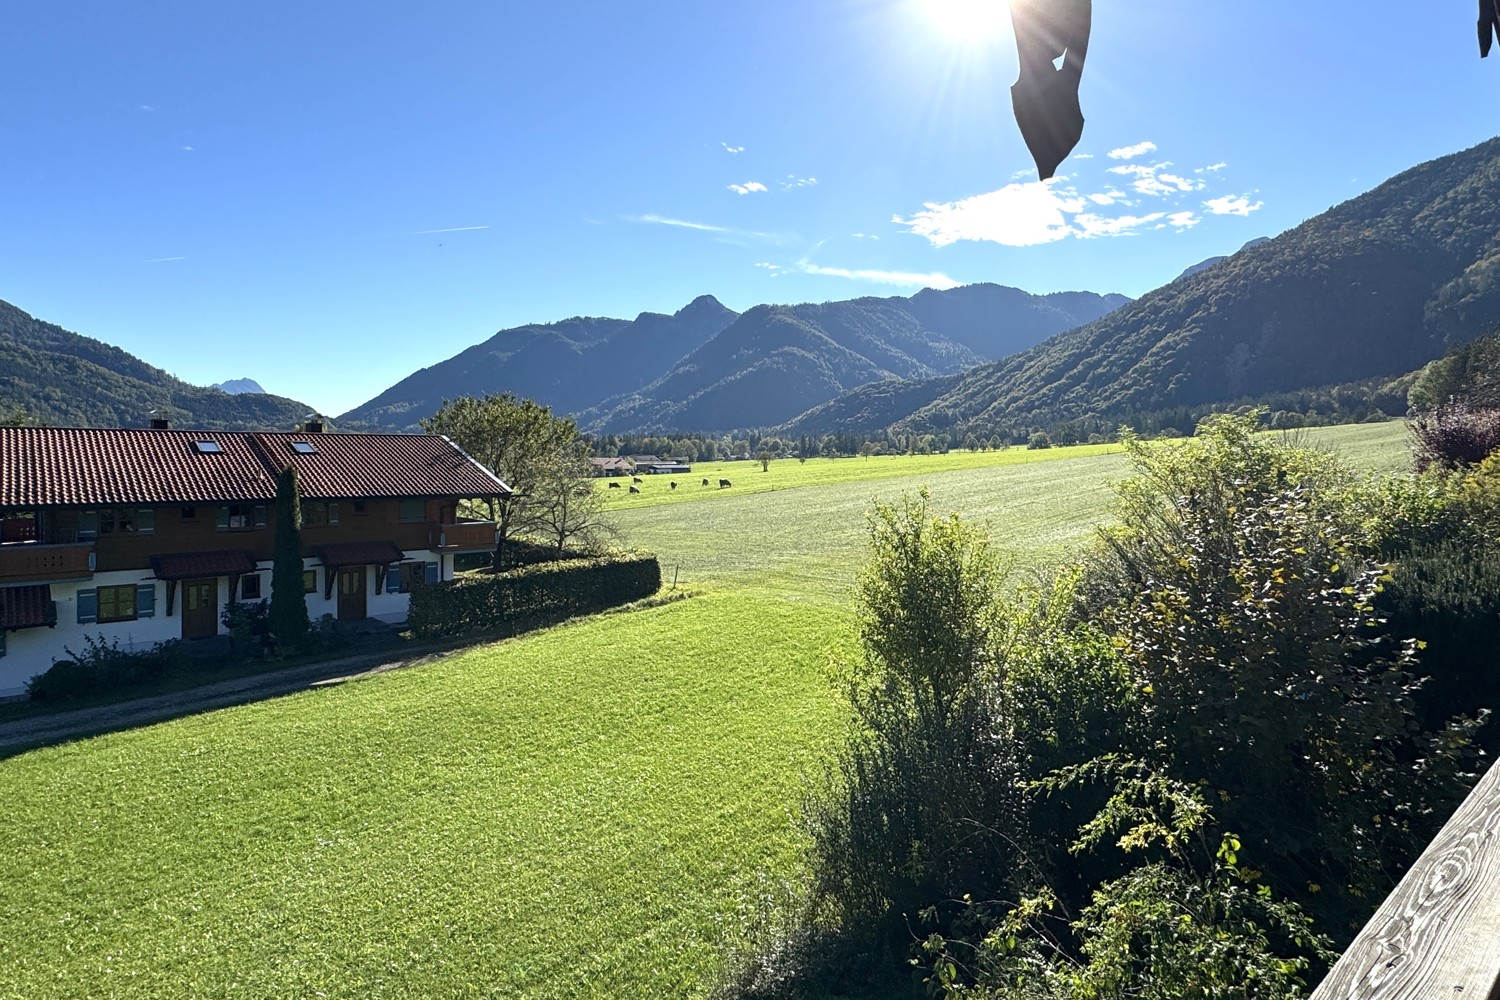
[608,481,621,489]
[702,478,710,486]
[629,485,640,494]
[670,481,677,490]
[719,479,732,488]
[632,476,643,483]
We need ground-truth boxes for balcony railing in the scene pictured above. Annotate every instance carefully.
[0,542,95,585]
[429,521,497,552]
[1310,757,1500,998]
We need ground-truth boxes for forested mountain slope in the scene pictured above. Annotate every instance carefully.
[0,299,315,429]
[885,136,1500,437]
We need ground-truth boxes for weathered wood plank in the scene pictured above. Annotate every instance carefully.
[1312,759,1500,1000]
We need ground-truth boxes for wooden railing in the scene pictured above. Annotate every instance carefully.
[429,521,497,552]
[1311,759,1500,999]
[0,542,95,584]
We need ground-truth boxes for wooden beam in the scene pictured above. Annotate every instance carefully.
[1312,759,1500,999]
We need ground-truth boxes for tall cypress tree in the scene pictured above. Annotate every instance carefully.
[270,465,310,649]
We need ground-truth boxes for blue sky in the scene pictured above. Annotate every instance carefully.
[2,1,1495,416]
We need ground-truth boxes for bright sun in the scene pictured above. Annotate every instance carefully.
[916,0,1009,43]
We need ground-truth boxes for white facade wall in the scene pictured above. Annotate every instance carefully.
[0,550,451,698]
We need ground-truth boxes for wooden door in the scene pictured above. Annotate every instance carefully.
[337,567,367,620]
[182,578,217,640]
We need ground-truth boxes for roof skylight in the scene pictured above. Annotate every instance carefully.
[290,442,317,455]
[193,441,223,454]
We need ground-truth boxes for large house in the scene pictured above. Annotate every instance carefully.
[0,424,510,694]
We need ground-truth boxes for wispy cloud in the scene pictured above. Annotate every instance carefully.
[851,232,880,240]
[180,145,194,152]
[798,262,959,289]
[1165,211,1201,229]
[1204,194,1263,216]
[412,225,490,234]
[628,213,791,244]
[722,142,745,154]
[1073,152,1094,159]
[139,104,155,112]
[727,181,768,195]
[1196,162,1228,173]
[781,175,818,190]
[1108,141,1157,160]
[144,256,186,263]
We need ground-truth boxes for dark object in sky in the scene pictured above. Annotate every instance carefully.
[1482,0,1500,57]
[1010,0,1092,181]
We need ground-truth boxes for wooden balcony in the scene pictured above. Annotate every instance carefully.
[0,542,95,585]
[429,521,497,552]
[1311,758,1500,998]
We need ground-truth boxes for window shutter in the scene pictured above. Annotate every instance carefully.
[216,506,230,531]
[386,565,401,593]
[137,583,156,618]
[77,589,98,624]
[78,511,98,540]
[0,628,5,658]
[254,506,267,528]
[425,562,439,585]
[328,503,339,526]
[137,509,156,535]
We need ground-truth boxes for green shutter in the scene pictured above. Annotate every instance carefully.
[77,589,98,624]
[78,511,98,540]
[216,506,230,531]
[0,628,5,657]
[387,565,401,593]
[328,503,339,526]
[425,562,439,585]
[136,583,156,619]
[137,509,156,535]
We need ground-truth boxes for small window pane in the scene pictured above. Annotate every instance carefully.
[97,584,137,623]
[303,570,317,594]
[193,441,223,454]
[241,575,261,600]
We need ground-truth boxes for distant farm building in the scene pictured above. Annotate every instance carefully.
[589,457,633,478]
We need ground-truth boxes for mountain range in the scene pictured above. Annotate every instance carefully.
[340,285,1129,433]
[211,378,267,395]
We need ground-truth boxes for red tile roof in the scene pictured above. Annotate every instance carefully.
[0,427,510,507]
[150,550,258,581]
[0,584,55,630]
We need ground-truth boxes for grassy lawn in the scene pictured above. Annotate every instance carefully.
[0,592,850,999]
[0,419,1413,998]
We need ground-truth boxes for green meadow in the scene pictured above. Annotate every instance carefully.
[0,421,1411,998]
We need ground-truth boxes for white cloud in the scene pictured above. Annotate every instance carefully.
[798,262,959,290]
[1073,152,1094,159]
[180,145,194,152]
[144,256,185,262]
[1196,162,1228,173]
[722,143,745,154]
[1107,162,1203,197]
[1204,194,1264,216]
[1108,141,1158,159]
[412,225,490,234]
[894,180,1084,247]
[727,181,768,195]
[139,104,155,112]
[781,175,818,189]
[851,232,879,240]
[1166,211,1200,229]
[1072,212,1166,237]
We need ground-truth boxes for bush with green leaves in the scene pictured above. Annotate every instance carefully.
[27,635,185,702]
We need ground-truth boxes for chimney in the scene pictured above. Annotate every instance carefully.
[302,413,324,433]
[149,417,170,430]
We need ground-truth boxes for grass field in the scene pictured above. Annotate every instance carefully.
[0,420,1413,998]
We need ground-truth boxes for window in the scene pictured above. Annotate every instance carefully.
[290,441,317,455]
[98,584,137,623]
[217,504,266,531]
[81,508,156,538]
[388,561,437,594]
[399,499,426,523]
[304,502,339,527]
[241,574,262,600]
[181,506,197,521]
[193,440,223,454]
[351,501,367,515]
[303,569,317,594]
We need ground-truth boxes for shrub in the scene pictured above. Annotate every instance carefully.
[1408,401,1500,471]
[1026,431,1051,450]
[28,635,184,702]
[407,553,661,639]
[222,599,272,656]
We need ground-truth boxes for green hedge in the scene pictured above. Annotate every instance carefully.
[407,553,662,640]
